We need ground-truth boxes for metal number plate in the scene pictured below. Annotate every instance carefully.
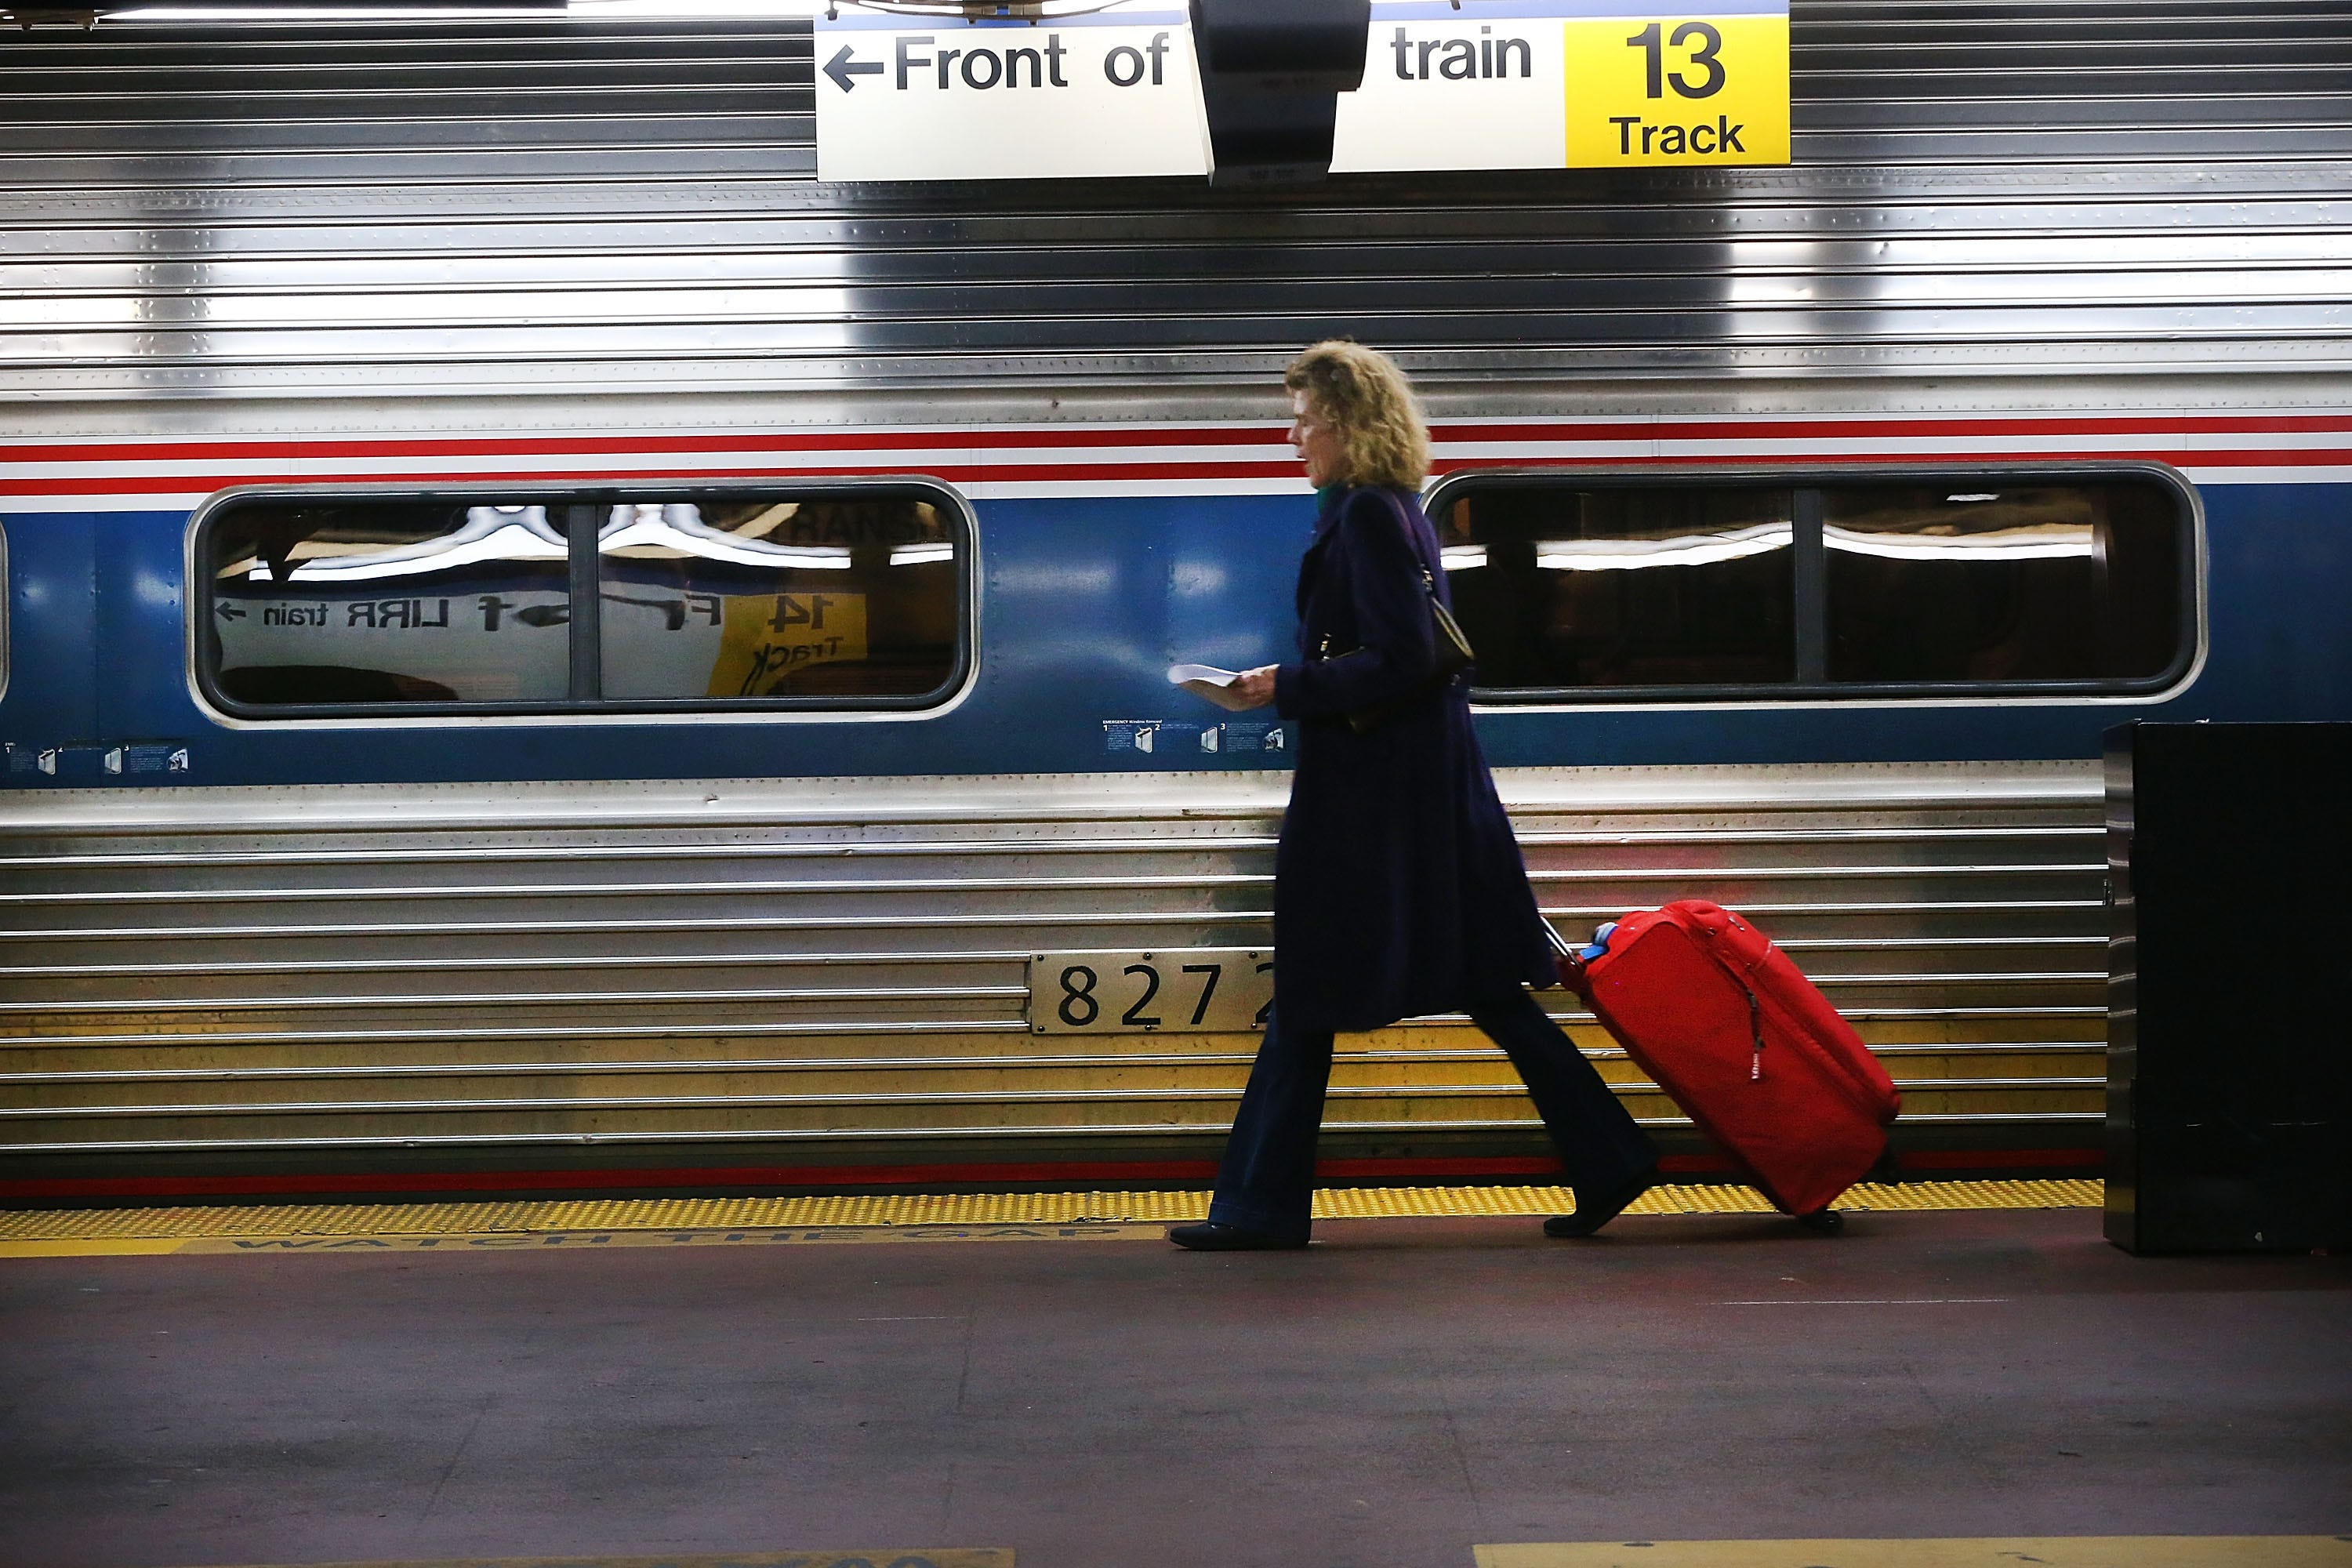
[1028,949,1272,1034]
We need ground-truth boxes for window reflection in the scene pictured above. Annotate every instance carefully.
[201,488,971,712]
[1824,485,2180,684]
[1439,486,1797,690]
[597,495,962,702]
[207,500,572,705]
[1434,473,2188,701]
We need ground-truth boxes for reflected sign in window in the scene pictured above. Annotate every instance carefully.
[598,495,961,702]
[207,499,572,706]
[198,485,971,714]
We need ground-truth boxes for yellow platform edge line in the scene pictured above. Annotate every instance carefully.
[1474,1537,2352,1568]
[0,1236,186,1258]
[0,1178,2102,1245]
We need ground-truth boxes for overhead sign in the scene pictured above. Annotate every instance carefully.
[1332,0,1790,172]
[811,1,1787,183]
[814,9,1210,183]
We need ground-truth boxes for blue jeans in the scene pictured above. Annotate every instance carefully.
[1205,989,1657,1241]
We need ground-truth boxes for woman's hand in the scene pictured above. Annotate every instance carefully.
[1231,665,1279,709]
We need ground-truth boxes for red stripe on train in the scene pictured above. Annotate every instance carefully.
[1443,413,2352,443]
[1432,448,2352,471]
[1,447,2348,499]
[0,460,1302,497]
[0,426,1283,467]
[0,411,2347,467]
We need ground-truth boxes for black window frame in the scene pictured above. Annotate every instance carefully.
[189,477,978,721]
[1424,460,2201,706]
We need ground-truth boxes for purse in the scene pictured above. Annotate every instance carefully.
[1331,565,1476,734]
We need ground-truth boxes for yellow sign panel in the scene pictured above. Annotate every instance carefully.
[1563,13,1790,166]
[709,590,868,697]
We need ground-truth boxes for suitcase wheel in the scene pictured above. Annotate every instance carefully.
[1797,1209,1845,1235]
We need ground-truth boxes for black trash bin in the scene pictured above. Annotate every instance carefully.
[2105,720,2352,1254]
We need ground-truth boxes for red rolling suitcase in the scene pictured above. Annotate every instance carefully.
[1555,899,1901,1225]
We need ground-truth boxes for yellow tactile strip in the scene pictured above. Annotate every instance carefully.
[0,1178,2100,1243]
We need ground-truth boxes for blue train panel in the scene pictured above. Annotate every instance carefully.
[3,480,2349,789]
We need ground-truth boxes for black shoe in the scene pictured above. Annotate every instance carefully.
[1167,1221,1307,1251]
[1542,1167,1660,1240]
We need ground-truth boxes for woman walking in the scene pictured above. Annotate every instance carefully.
[1168,341,1659,1250]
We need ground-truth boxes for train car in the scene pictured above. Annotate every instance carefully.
[1,2,2347,1203]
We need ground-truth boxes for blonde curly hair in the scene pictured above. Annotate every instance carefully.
[1284,339,1430,489]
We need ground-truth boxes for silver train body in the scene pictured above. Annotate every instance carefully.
[1,3,2347,1199]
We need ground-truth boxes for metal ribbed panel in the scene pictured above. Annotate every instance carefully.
[0,5,2345,404]
[0,9,2281,1174]
[0,764,2102,1165]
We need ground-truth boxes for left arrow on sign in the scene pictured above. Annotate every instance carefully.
[824,44,884,93]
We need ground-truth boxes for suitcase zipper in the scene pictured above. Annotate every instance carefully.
[1690,915,1891,1120]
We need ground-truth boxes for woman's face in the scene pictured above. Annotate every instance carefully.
[1289,390,1344,488]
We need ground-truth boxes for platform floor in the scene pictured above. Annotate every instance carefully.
[2,1199,2346,1568]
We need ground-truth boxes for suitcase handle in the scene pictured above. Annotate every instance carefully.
[1555,949,1591,998]
[1541,919,1592,998]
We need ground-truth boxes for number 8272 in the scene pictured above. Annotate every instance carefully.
[1027,949,1274,1034]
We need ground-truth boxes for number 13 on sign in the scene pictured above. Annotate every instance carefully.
[1563,6,1789,166]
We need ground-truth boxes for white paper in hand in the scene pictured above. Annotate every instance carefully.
[1167,663,1260,712]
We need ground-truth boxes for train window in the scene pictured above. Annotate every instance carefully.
[195,484,971,716]
[1436,485,1797,692]
[1432,470,2192,702]
[1824,483,2184,686]
[597,495,961,702]
[206,498,574,706]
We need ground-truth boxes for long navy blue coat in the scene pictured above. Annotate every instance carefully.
[1269,485,1557,1033]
